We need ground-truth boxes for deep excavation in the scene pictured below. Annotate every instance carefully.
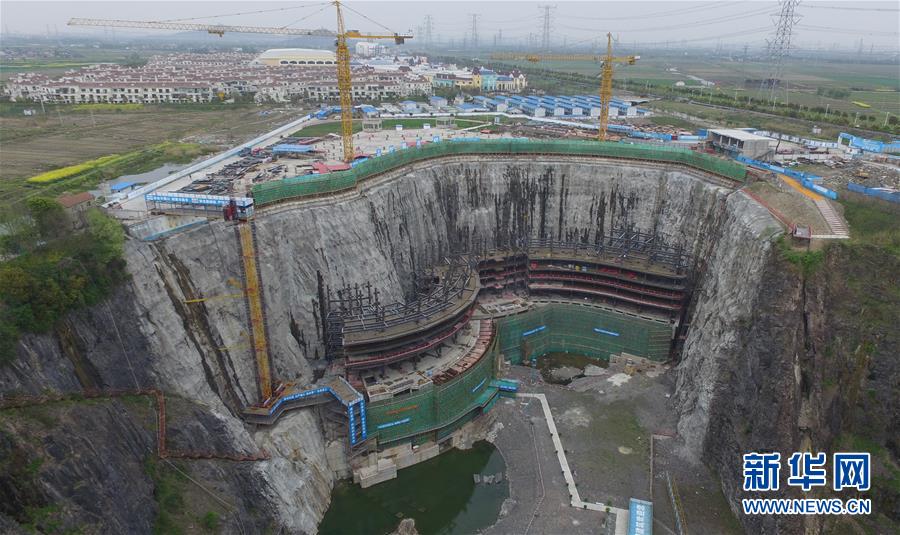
[1,155,896,534]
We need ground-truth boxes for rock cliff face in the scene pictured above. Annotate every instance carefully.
[3,156,787,533]
[679,229,900,534]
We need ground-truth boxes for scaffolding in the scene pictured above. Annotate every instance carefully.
[470,229,691,275]
[251,139,748,206]
[365,330,499,445]
[237,222,273,401]
[325,257,478,357]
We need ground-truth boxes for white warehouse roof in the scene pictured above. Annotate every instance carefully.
[709,128,771,142]
[253,48,337,66]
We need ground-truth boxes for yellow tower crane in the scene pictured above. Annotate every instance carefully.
[491,33,638,141]
[68,1,411,162]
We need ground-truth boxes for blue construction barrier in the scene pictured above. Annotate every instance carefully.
[492,379,520,393]
[736,156,838,200]
[802,178,838,200]
[848,182,900,204]
[839,133,900,154]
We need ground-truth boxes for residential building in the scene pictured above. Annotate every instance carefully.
[4,52,431,105]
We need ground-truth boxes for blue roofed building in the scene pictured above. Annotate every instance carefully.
[110,181,139,194]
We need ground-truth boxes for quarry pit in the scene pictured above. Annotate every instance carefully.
[6,148,839,535]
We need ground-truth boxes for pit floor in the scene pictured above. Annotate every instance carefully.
[484,362,742,535]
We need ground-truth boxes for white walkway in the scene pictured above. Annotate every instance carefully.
[518,392,630,535]
[813,198,851,238]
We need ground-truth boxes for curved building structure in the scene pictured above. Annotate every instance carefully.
[253,48,338,66]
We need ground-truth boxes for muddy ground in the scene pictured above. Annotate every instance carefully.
[487,362,742,535]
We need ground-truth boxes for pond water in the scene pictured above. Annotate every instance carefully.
[319,441,508,535]
[536,352,608,384]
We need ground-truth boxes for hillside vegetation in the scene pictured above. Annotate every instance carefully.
[0,200,126,361]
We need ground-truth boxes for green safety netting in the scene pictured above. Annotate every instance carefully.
[495,303,672,364]
[364,302,672,445]
[366,335,498,445]
[252,139,746,206]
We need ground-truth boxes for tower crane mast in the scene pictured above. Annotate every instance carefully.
[491,33,638,141]
[69,1,412,162]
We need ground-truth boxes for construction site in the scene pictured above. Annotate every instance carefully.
[2,2,898,535]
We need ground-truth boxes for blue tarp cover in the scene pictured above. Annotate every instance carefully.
[272,144,313,153]
[110,181,138,192]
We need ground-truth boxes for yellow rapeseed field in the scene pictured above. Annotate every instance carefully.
[26,154,124,183]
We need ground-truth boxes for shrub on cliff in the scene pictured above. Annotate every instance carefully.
[0,201,126,363]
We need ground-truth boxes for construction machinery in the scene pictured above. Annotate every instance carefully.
[491,33,638,141]
[68,1,412,162]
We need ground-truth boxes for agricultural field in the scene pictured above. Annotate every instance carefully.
[649,99,848,139]
[0,102,302,207]
[499,53,899,118]
[0,46,173,80]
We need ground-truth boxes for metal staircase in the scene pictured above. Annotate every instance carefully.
[236,221,273,401]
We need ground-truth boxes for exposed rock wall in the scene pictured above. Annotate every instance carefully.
[3,156,779,533]
[254,158,731,371]
[679,224,900,534]
[675,192,781,454]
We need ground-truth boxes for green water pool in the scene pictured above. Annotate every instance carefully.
[319,441,508,535]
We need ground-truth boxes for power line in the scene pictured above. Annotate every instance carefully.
[556,5,776,34]
[804,4,899,12]
[555,1,742,21]
[628,27,773,47]
[796,24,898,37]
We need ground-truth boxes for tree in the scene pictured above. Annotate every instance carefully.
[26,197,68,241]
[123,52,147,68]
[0,207,38,256]
[0,208,126,362]
[85,209,124,265]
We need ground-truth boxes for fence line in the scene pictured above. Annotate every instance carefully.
[252,139,747,207]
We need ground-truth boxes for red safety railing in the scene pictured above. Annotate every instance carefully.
[528,272,684,300]
[345,307,475,370]
[528,282,680,310]
[0,389,269,462]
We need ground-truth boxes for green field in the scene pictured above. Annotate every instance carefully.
[0,46,172,81]
[0,142,214,209]
[482,53,899,129]
[647,114,705,130]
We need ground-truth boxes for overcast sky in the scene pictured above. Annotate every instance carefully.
[2,1,898,50]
